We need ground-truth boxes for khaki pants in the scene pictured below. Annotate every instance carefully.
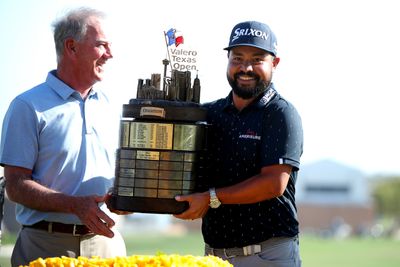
[11,227,126,267]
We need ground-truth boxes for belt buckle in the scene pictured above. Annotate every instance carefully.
[72,224,80,236]
[223,248,235,259]
[47,222,53,233]
[243,244,261,256]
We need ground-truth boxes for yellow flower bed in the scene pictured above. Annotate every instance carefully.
[23,254,233,267]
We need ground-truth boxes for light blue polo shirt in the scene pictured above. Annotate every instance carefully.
[0,70,120,225]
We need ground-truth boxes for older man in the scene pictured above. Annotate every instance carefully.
[0,7,126,266]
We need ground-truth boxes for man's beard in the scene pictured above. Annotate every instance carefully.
[227,72,270,99]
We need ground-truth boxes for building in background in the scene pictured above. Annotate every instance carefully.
[296,160,375,237]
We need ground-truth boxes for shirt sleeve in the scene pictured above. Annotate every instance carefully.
[260,100,303,170]
[0,97,39,169]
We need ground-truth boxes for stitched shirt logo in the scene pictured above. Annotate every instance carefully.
[239,129,261,140]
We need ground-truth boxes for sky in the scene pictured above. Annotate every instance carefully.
[0,0,399,177]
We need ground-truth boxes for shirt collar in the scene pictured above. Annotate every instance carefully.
[46,70,99,100]
[253,83,276,109]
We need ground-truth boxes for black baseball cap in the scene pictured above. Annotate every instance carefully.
[224,21,278,56]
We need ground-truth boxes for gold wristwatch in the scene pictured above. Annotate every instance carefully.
[209,187,221,208]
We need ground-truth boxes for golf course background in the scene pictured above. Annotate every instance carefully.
[1,231,399,267]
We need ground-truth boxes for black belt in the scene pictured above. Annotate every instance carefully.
[24,221,92,236]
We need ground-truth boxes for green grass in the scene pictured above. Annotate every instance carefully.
[1,232,400,267]
[300,235,400,267]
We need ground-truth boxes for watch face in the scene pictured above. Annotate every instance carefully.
[210,198,221,208]
[209,188,221,208]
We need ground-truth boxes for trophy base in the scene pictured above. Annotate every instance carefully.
[109,194,189,214]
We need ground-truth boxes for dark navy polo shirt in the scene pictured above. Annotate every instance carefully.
[201,84,303,248]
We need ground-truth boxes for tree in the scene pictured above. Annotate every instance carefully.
[373,176,400,219]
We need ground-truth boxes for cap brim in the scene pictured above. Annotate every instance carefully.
[223,44,276,56]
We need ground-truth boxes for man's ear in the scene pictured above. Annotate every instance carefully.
[273,57,280,67]
[65,38,76,55]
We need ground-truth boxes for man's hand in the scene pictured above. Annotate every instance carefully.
[105,191,133,215]
[72,195,116,238]
[173,192,210,220]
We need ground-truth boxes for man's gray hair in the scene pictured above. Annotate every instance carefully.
[52,7,106,63]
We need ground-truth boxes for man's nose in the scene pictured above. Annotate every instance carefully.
[106,48,113,59]
[239,61,254,71]
[105,44,113,59]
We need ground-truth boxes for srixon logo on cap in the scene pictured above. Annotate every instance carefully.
[232,27,270,42]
